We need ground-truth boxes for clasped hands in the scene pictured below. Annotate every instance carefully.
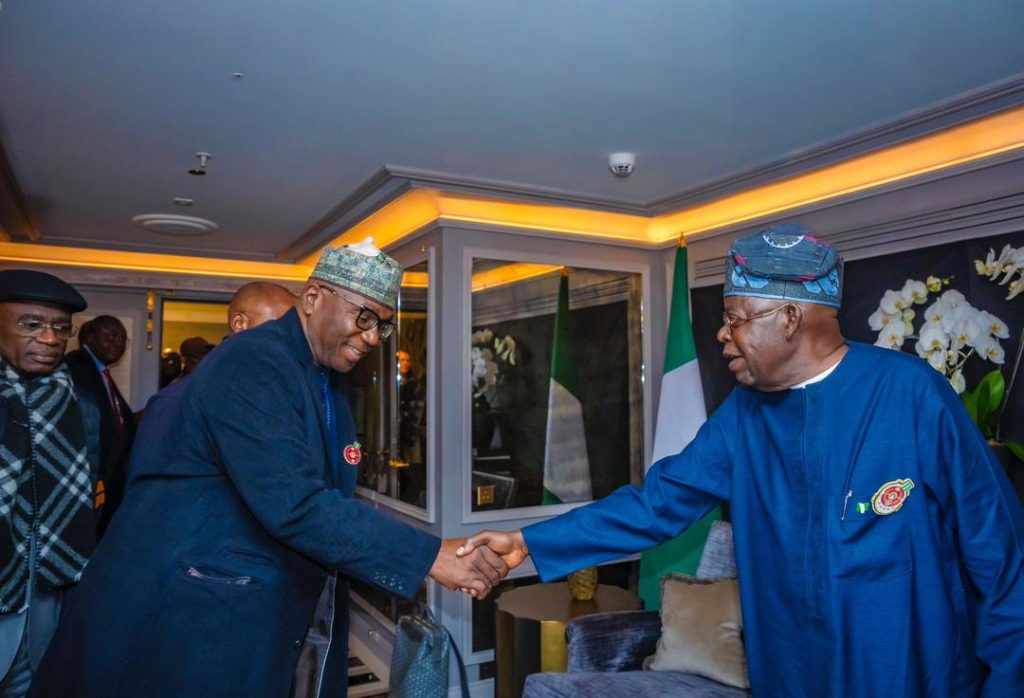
[427,530,528,599]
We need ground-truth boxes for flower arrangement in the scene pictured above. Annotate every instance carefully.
[870,276,1009,394]
[975,243,1024,300]
[470,328,517,408]
[870,249,1023,463]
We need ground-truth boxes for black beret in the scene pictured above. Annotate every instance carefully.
[0,269,88,313]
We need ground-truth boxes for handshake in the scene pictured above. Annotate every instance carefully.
[427,530,530,599]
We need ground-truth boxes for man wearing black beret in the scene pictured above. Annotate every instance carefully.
[0,269,100,697]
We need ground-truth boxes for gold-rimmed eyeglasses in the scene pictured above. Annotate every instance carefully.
[721,303,792,331]
[15,319,77,340]
[316,284,395,340]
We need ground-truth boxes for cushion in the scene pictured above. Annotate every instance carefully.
[523,670,751,698]
[695,520,736,579]
[644,573,749,690]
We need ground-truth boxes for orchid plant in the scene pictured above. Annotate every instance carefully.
[870,277,1009,394]
[870,254,1024,463]
[470,328,517,408]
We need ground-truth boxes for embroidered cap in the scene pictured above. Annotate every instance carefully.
[723,223,843,308]
[310,237,403,309]
[0,269,88,312]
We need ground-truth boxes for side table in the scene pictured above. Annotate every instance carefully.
[494,581,641,698]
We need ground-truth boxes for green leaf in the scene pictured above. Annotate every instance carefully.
[1004,440,1024,465]
[974,370,1005,438]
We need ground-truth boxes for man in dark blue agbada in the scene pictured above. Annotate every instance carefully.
[32,239,506,698]
[462,225,1024,697]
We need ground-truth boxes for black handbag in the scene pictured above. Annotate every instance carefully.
[389,605,470,698]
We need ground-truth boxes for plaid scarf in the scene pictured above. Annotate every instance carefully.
[0,358,95,613]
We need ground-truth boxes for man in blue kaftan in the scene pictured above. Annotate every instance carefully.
[461,224,1024,697]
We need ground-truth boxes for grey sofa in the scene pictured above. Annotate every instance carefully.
[522,521,751,698]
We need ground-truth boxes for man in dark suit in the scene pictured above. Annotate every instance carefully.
[31,240,504,698]
[64,316,135,536]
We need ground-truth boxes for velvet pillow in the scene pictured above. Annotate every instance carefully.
[643,573,749,690]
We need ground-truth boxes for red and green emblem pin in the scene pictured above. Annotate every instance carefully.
[871,478,915,515]
[343,441,362,466]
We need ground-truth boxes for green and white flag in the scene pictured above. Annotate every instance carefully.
[543,272,592,505]
[638,245,719,609]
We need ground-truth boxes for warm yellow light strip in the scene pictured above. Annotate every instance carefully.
[325,105,1024,249]
[401,270,429,288]
[471,262,562,292]
[299,188,441,266]
[0,242,311,281]
[650,104,1024,240]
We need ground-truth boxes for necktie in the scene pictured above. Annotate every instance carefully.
[102,367,125,433]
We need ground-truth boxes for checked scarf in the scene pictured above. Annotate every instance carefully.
[0,358,95,614]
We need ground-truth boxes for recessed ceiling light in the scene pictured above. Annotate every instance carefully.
[231,72,245,80]
[132,214,218,236]
[173,197,194,207]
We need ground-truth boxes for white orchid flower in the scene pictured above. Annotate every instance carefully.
[973,336,1005,364]
[940,289,966,309]
[875,318,907,349]
[900,279,928,305]
[977,310,1010,339]
[925,275,944,293]
[901,308,916,323]
[926,349,947,372]
[868,308,894,331]
[951,316,983,348]
[949,370,966,394]
[922,301,945,326]
[918,322,949,352]
[1008,277,1024,301]
[880,289,908,315]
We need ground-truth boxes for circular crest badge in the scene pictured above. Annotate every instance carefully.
[343,442,362,466]
[871,478,915,515]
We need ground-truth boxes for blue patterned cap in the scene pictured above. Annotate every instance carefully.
[311,238,403,309]
[723,223,843,308]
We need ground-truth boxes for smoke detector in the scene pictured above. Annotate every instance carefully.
[188,151,212,176]
[608,152,636,177]
[132,214,218,236]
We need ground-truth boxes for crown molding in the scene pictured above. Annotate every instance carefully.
[278,73,1024,263]
[0,138,38,242]
[689,153,1024,286]
[649,71,1024,214]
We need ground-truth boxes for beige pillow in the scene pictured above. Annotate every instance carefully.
[643,573,749,689]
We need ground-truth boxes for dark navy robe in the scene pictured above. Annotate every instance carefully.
[524,342,1024,697]
[31,308,440,698]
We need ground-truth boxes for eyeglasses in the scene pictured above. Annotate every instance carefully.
[15,319,77,340]
[721,303,792,331]
[317,285,395,339]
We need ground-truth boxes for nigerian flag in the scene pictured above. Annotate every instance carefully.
[542,271,592,504]
[638,245,719,609]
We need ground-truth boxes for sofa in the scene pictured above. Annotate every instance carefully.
[523,521,751,698]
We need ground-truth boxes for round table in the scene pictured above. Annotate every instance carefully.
[494,581,641,698]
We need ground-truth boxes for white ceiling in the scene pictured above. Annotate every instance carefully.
[2,0,1023,261]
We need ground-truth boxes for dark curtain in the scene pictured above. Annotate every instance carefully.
[476,301,632,506]
[692,229,1024,442]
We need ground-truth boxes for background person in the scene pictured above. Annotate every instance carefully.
[0,270,100,698]
[65,316,134,536]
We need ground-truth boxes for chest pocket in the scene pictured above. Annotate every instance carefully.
[835,508,912,580]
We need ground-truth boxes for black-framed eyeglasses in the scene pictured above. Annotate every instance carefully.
[721,303,792,331]
[15,319,77,340]
[317,284,395,339]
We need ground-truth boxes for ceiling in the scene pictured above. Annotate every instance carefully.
[2,0,1024,263]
